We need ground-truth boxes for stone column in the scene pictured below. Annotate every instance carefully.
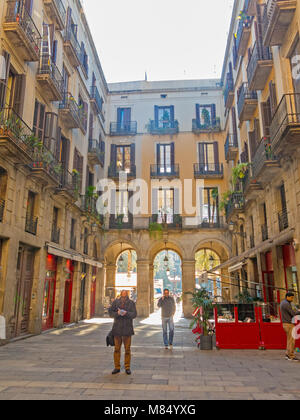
[53,257,65,329]
[105,263,116,300]
[72,262,81,323]
[136,260,150,318]
[182,260,196,318]
[271,245,286,302]
[95,263,105,316]
[149,263,155,314]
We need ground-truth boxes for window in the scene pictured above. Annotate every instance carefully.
[110,190,130,224]
[157,143,174,173]
[154,106,174,128]
[62,65,69,94]
[199,188,219,225]
[198,143,219,171]
[116,146,131,173]
[70,218,76,249]
[117,108,131,129]
[33,100,46,141]
[157,189,174,223]
[196,104,216,128]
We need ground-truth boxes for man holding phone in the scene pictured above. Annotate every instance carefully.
[109,289,137,375]
[157,289,176,349]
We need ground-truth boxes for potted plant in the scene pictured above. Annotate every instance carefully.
[186,288,214,350]
[149,221,163,239]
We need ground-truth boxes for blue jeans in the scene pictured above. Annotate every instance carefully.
[162,317,174,346]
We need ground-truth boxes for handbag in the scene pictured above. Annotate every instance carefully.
[106,330,115,347]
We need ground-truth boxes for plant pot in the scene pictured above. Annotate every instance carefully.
[199,334,213,350]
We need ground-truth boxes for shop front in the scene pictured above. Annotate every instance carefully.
[42,254,57,331]
[282,244,299,303]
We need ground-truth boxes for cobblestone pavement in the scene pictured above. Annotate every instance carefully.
[0,307,299,400]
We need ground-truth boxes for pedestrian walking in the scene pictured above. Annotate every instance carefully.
[157,289,176,350]
[280,292,300,361]
[108,290,137,375]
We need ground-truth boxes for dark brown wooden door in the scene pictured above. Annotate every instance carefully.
[13,246,35,337]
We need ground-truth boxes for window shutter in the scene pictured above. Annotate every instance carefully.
[0,51,10,108]
[154,106,159,127]
[13,74,26,116]
[33,100,46,142]
[170,143,175,166]
[83,101,88,132]
[261,101,271,137]
[248,131,256,159]
[152,188,158,215]
[61,136,70,172]
[213,142,219,165]
[117,108,122,123]
[56,126,61,161]
[211,104,216,126]
[198,143,205,163]
[44,112,58,153]
[174,188,180,215]
[196,104,200,122]
[170,105,174,122]
[66,7,72,34]
[269,81,277,117]
[231,106,238,142]
[110,144,117,166]
[130,143,135,170]
[156,143,161,165]
[52,40,58,64]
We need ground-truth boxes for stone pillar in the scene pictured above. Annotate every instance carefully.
[271,245,286,302]
[149,263,155,314]
[182,260,196,318]
[105,263,116,300]
[95,263,105,316]
[72,262,81,323]
[136,260,150,318]
[53,257,66,329]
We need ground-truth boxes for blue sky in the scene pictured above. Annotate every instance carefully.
[82,0,234,83]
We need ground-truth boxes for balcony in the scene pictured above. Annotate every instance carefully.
[150,214,182,230]
[3,0,41,62]
[270,93,300,154]
[25,214,38,235]
[36,56,64,101]
[251,137,280,181]
[237,83,258,123]
[110,121,137,136]
[150,164,179,179]
[56,169,80,201]
[192,118,221,133]
[0,199,5,222]
[198,216,225,230]
[261,224,269,241]
[0,108,35,163]
[242,167,263,198]
[194,163,224,179]
[278,208,289,232]
[29,145,62,185]
[90,86,104,116]
[244,0,257,16]
[236,15,253,57]
[225,133,239,161]
[224,72,234,109]
[148,120,179,135]
[59,93,86,132]
[108,164,136,180]
[80,194,101,222]
[43,0,66,31]
[263,0,297,47]
[247,42,273,91]
[51,226,60,244]
[225,193,245,221]
[109,214,133,230]
[88,139,104,167]
[63,27,81,67]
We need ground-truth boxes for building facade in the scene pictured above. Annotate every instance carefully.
[219,0,300,306]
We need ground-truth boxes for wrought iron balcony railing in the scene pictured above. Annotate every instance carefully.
[194,163,224,178]
[237,82,258,120]
[37,54,64,99]
[4,0,41,60]
[262,0,296,46]
[29,144,62,184]
[278,208,289,232]
[110,121,137,136]
[44,0,66,30]
[225,193,245,220]
[90,85,104,115]
[150,214,182,229]
[261,224,269,242]
[88,139,105,166]
[270,93,300,152]
[225,133,238,161]
[59,92,86,131]
[150,164,179,178]
[236,14,253,56]
[247,41,273,89]
[148,119,179,135]
[64,25,81,65]
[251,137,278,179]
[108,164,136,179]
[224,72,234,107]
[0,107,36,159]
[192,118,221,132]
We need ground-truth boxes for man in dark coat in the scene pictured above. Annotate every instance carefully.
[157,289,176,349]
[108,290,137,375]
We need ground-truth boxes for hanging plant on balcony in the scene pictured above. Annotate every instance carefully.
[232,163,250,187]
[219,190,233,212]
[149,221,163,239]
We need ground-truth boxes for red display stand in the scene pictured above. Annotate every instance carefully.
[258,307,286,350]
[214,307,261,349]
